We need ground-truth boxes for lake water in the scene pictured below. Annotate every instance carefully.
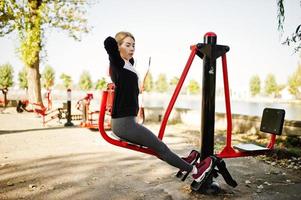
[142,94,301,121]
[8,89,300,121]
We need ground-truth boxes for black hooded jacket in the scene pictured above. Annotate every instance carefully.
[104,36,139,118]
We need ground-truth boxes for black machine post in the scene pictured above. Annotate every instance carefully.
[199,32,229,159]
[64,89,74,127]
[194,32,230,193]
[200,32,218,160]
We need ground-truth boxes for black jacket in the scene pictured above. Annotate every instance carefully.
[104,36,139,118]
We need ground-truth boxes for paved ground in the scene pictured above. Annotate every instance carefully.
[0,108,300,200]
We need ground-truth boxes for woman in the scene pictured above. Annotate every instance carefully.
[104,31,214,183]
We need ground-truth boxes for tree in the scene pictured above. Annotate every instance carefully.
[0,63,14,89]
[264,74,278,96]
[0,63,14,107]
[0,0,90,105]
[42,65,55,90]
[288,64,301,99]
[60,73,72,89]
[155,73,168,93]
[249,75,261,96]
[187,79,200,95]
[79,71,93,91]
[95,77,107,90]
[277,0,301,52]
[18,67,28,92]
[143,72,154,92]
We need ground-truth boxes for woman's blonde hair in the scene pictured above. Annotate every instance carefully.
[115,31,135,46]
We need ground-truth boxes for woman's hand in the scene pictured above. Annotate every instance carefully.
[104,36,118,53]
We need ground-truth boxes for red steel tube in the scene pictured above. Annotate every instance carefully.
[158,46,197,140]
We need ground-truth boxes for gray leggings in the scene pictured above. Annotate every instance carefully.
[111,116,192,172]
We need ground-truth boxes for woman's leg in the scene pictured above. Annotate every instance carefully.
[112,117,193,172]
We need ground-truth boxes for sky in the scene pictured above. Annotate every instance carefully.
[0,0,300,91]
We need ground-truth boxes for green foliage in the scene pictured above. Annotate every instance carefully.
[18,67,28,90]
[187,79,200,95]
[60,73,72,89]
[0,63,14,89]
[95,77,107,90]
[79,71,92,91]
[0,0,91,102]
[143,72,153,92]
[288,74,299,96]
[264,74,278,96]
[249,75,261,96]
[155,73,168,93]
[42,65,55,89]
[0,1,90,55]
[288,64,301,99]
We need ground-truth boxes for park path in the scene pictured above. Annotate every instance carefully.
[0,108,300,200]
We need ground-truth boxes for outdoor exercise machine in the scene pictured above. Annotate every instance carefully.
[16,99,65,125]
[16,89,53,113]
[181,32,285,193]
[16,89,81,126]
[77,93,101,130]
[98,32,285,194]
[16,99,67,124]
[0,88,8,108]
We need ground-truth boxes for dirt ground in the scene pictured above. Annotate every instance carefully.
[0,107,301,200]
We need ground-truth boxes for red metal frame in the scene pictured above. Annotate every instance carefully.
[31,102,47,125]
[29,101,67,126]
[78,93,101,129]
[0,99,4,107]
[34,103,67,126]
[17,100,50,124]
[158,46,197,139]
[86,111,100,129]
[99,91,157,156]
[217,54,277,158]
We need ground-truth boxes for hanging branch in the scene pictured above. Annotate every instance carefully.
[277,0,301,53]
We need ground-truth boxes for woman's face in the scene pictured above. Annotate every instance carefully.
[119,36,135,61]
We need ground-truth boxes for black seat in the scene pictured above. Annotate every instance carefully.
[233,108,285,152]
[259,108,285,135]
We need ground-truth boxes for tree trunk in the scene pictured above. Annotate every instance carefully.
[25,0,43,106]
[4,92,7,108]
[27,60,43,105]
[2,89,7,108]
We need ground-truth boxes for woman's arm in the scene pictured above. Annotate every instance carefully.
[104,36,125,69]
